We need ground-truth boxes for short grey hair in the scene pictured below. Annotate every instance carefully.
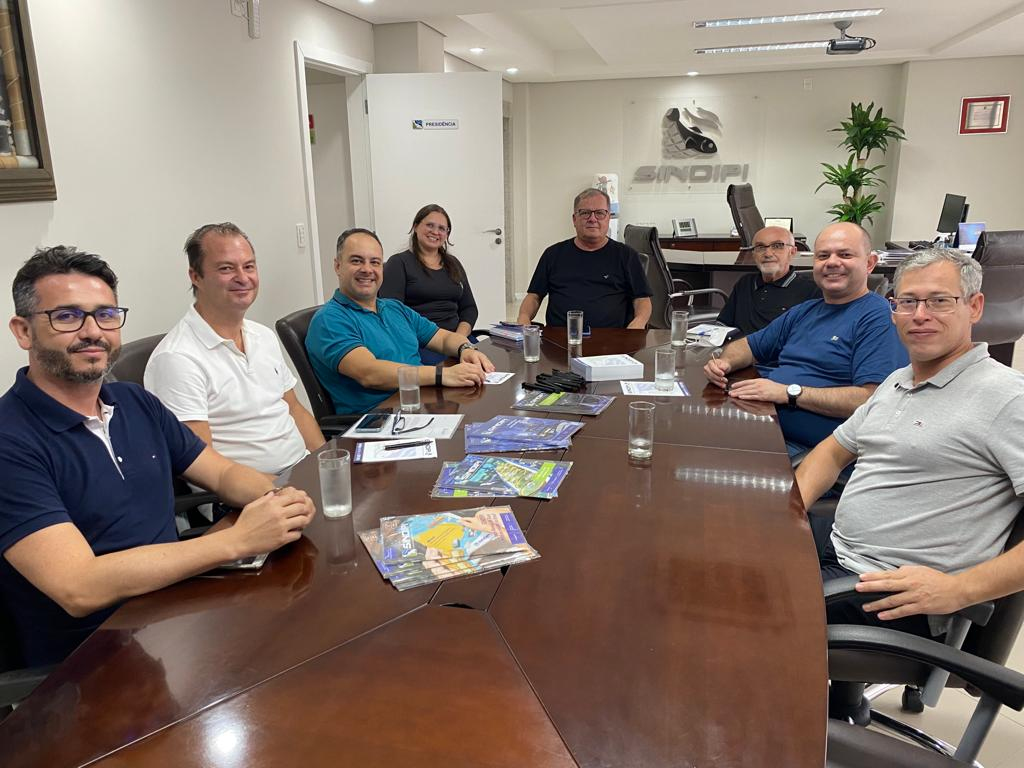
[572,187,611,213]
[893,248,983,297]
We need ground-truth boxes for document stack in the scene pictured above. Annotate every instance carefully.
[359,506,540,591]
[464,415,584,453]
[488,322,525,345]
[513,390,614,415]
[431,454,573,499]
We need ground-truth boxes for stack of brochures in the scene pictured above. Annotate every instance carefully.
[488,322,525,343]
[464,415,583,453]
[431,454,573,499]
[359,505,540,591]
[513,390,615,416]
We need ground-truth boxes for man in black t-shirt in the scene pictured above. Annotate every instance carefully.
[717,225,821,336]
[516,188,652,328]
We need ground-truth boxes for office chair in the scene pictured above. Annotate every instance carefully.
[971,230,1024,367]
[275,307,358,433]
[0,601,54,718]
[726,184,765,250]
[867,274,890,296]
[623,224,728,328]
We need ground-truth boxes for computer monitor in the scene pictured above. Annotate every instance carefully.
[957,222,986,253]
[936,193,968,235]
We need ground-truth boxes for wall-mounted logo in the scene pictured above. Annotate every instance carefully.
[662,106,721,158]
[412,119,459,130]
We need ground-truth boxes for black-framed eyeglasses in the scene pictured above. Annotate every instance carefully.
[752,241,792,255]
[29,306,129,332]
[889,296,962,315]
[391,415,435,435]
[575,208,610,221]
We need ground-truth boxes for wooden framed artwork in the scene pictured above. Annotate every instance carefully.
[0,0,56,202]
[959,95,1011,136]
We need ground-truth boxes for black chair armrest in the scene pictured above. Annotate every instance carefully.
[173,491,218,519]
[470,329,492,338]
[0,664,56,708]
[824,576,995,626]
[828,624,1024,711]
[320,414,359,433]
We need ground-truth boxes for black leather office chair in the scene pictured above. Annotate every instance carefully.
[726,184,765,250]
[971,230,1024,367]
[0,600,54,718]
[275,307,358,432]
[623,224,727,328]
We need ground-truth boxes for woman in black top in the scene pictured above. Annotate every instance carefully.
[380,204,479,362]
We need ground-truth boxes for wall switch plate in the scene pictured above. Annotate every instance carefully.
[296,223,307,248]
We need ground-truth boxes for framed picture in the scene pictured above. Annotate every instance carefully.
[672,217,698,238]
[959,95,1010,135]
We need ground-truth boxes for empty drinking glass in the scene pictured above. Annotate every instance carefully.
[628,401,656,460]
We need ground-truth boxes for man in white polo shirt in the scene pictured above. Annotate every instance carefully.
[145,223,324,475]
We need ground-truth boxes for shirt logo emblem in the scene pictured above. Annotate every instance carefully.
[830,335,840,342]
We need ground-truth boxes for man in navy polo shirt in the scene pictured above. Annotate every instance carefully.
[0,247,316,665]
[305,228,495,414]
[703,222,908,455]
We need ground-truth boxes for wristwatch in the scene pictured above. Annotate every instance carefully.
[787,383,803,408]
[435,363,443,388]
[456,342,475,360]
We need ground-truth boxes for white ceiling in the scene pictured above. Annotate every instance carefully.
[317,0,1024,81]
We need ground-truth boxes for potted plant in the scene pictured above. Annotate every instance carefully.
[816,102,907,225]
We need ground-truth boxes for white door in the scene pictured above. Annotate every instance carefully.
[365,72,506,328]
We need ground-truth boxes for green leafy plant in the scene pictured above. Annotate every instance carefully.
[817,102,906,225]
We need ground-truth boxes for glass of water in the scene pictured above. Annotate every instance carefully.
[318,448,352,518]
[655,348,676,391]
[522,325,541,362]
[567,310,584,345]
[671,310,689,347]
[397,365,420,412]
[628,401,656,460]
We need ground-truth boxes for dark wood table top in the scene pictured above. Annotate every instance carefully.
[0,331,826,767]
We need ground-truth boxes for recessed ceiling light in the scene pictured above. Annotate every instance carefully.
[469,47,485,54]
[505,67,519,74]
[696,41,830,54]
[694,8,883,28]
[686,71,699,77]
[358,0,375,4]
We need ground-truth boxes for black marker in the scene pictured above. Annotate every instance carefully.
[383,440,433,451]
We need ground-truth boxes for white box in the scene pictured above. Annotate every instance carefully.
[570,354,644,382]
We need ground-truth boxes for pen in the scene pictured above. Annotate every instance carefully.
[383,440,433,451]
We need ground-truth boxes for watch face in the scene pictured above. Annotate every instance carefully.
[787,384,801,396]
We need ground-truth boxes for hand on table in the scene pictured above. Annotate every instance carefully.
[442,361,486,388]
[856,566,968,620]
[726,378,788,404]
[461,348,496,373]
[231,487,315,558]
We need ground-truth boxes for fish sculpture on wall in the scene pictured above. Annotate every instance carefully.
[662,106,722,158]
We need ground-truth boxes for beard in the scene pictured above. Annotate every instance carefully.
[35,338,121,384]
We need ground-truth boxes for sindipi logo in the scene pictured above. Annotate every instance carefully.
[662,106,721,158]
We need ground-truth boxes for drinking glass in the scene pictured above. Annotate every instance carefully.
[655,348,676,392]
[628,402,656,460]
[671,310,689,347]
[567,310,584,345]
[398,366,420,412]
[522,325,541,362]
[318,448,352,518]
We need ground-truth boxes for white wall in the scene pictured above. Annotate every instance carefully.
[891,56,1024,238]
[308,79,354,298]
[0,0,372,382]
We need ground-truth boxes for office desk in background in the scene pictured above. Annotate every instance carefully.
[0,332,827,768]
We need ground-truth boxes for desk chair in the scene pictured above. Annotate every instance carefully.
[971,230,1024,367]
[726,184,764,250]
[622,224,728,327]
[0,601,54,718]
[275,307,358,434]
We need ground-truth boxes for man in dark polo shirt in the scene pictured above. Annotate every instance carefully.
[516,188,652,328]
[717,225,821,336]
[0,246,316,665]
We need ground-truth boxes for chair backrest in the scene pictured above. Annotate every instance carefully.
[108,333,165,385]
[275,307,336,421]
[972,230,1024,346]
[726,183,765,249]
[623,224,673,329]
[867,273,890,296]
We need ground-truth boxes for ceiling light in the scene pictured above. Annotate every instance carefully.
[696,41,830,54]
[357,0,375,4]
[505,67,519,74]
[469,47,485,54]
[694,9,883,28]
[686,71,699,77]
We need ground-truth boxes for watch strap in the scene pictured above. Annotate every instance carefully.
[435,363,443,388]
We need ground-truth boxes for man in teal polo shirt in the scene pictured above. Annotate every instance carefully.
[306,228,495,414]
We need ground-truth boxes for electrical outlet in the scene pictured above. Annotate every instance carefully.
[296,223,307,248]
[803,78,812,91]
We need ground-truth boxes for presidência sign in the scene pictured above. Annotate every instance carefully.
[412,119,459,130]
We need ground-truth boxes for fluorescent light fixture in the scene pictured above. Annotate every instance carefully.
[686,71,699,77]
[694,9,883,28]
[357,0,375,4]
[505,67,519,74]
[696,40,830,54]
[469,47,485,54]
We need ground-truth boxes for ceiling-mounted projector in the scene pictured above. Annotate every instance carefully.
[826,20,876,55]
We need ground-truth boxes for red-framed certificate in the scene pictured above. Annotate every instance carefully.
[959,95,1010,135]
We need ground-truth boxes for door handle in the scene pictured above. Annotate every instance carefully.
[485,227,502,235]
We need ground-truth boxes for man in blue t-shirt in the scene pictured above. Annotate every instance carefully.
[703,222,908,454]
[0,247,316,665]
[305,228,495,414]
[516,188,652,328]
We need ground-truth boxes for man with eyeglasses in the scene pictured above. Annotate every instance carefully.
[0,246,316,665]
[716,226,821,335]
[144,223,324,476]
[704,222,907,456]
[794,248,1024,722]
[516,188,652,329]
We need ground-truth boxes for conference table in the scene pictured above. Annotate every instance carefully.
[0,329,827,767]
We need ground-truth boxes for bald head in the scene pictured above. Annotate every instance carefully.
[751,226,797,282]
[814,222,872,255]
[812,221,878,304]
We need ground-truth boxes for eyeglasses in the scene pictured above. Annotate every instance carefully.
[889,296,962,314]
[29,306,129,332]
[575,209,610,221]
[752,242,793,255]
[391,415,435,435]
[422,222,449,235]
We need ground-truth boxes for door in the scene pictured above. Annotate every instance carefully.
[365,72,506,328]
